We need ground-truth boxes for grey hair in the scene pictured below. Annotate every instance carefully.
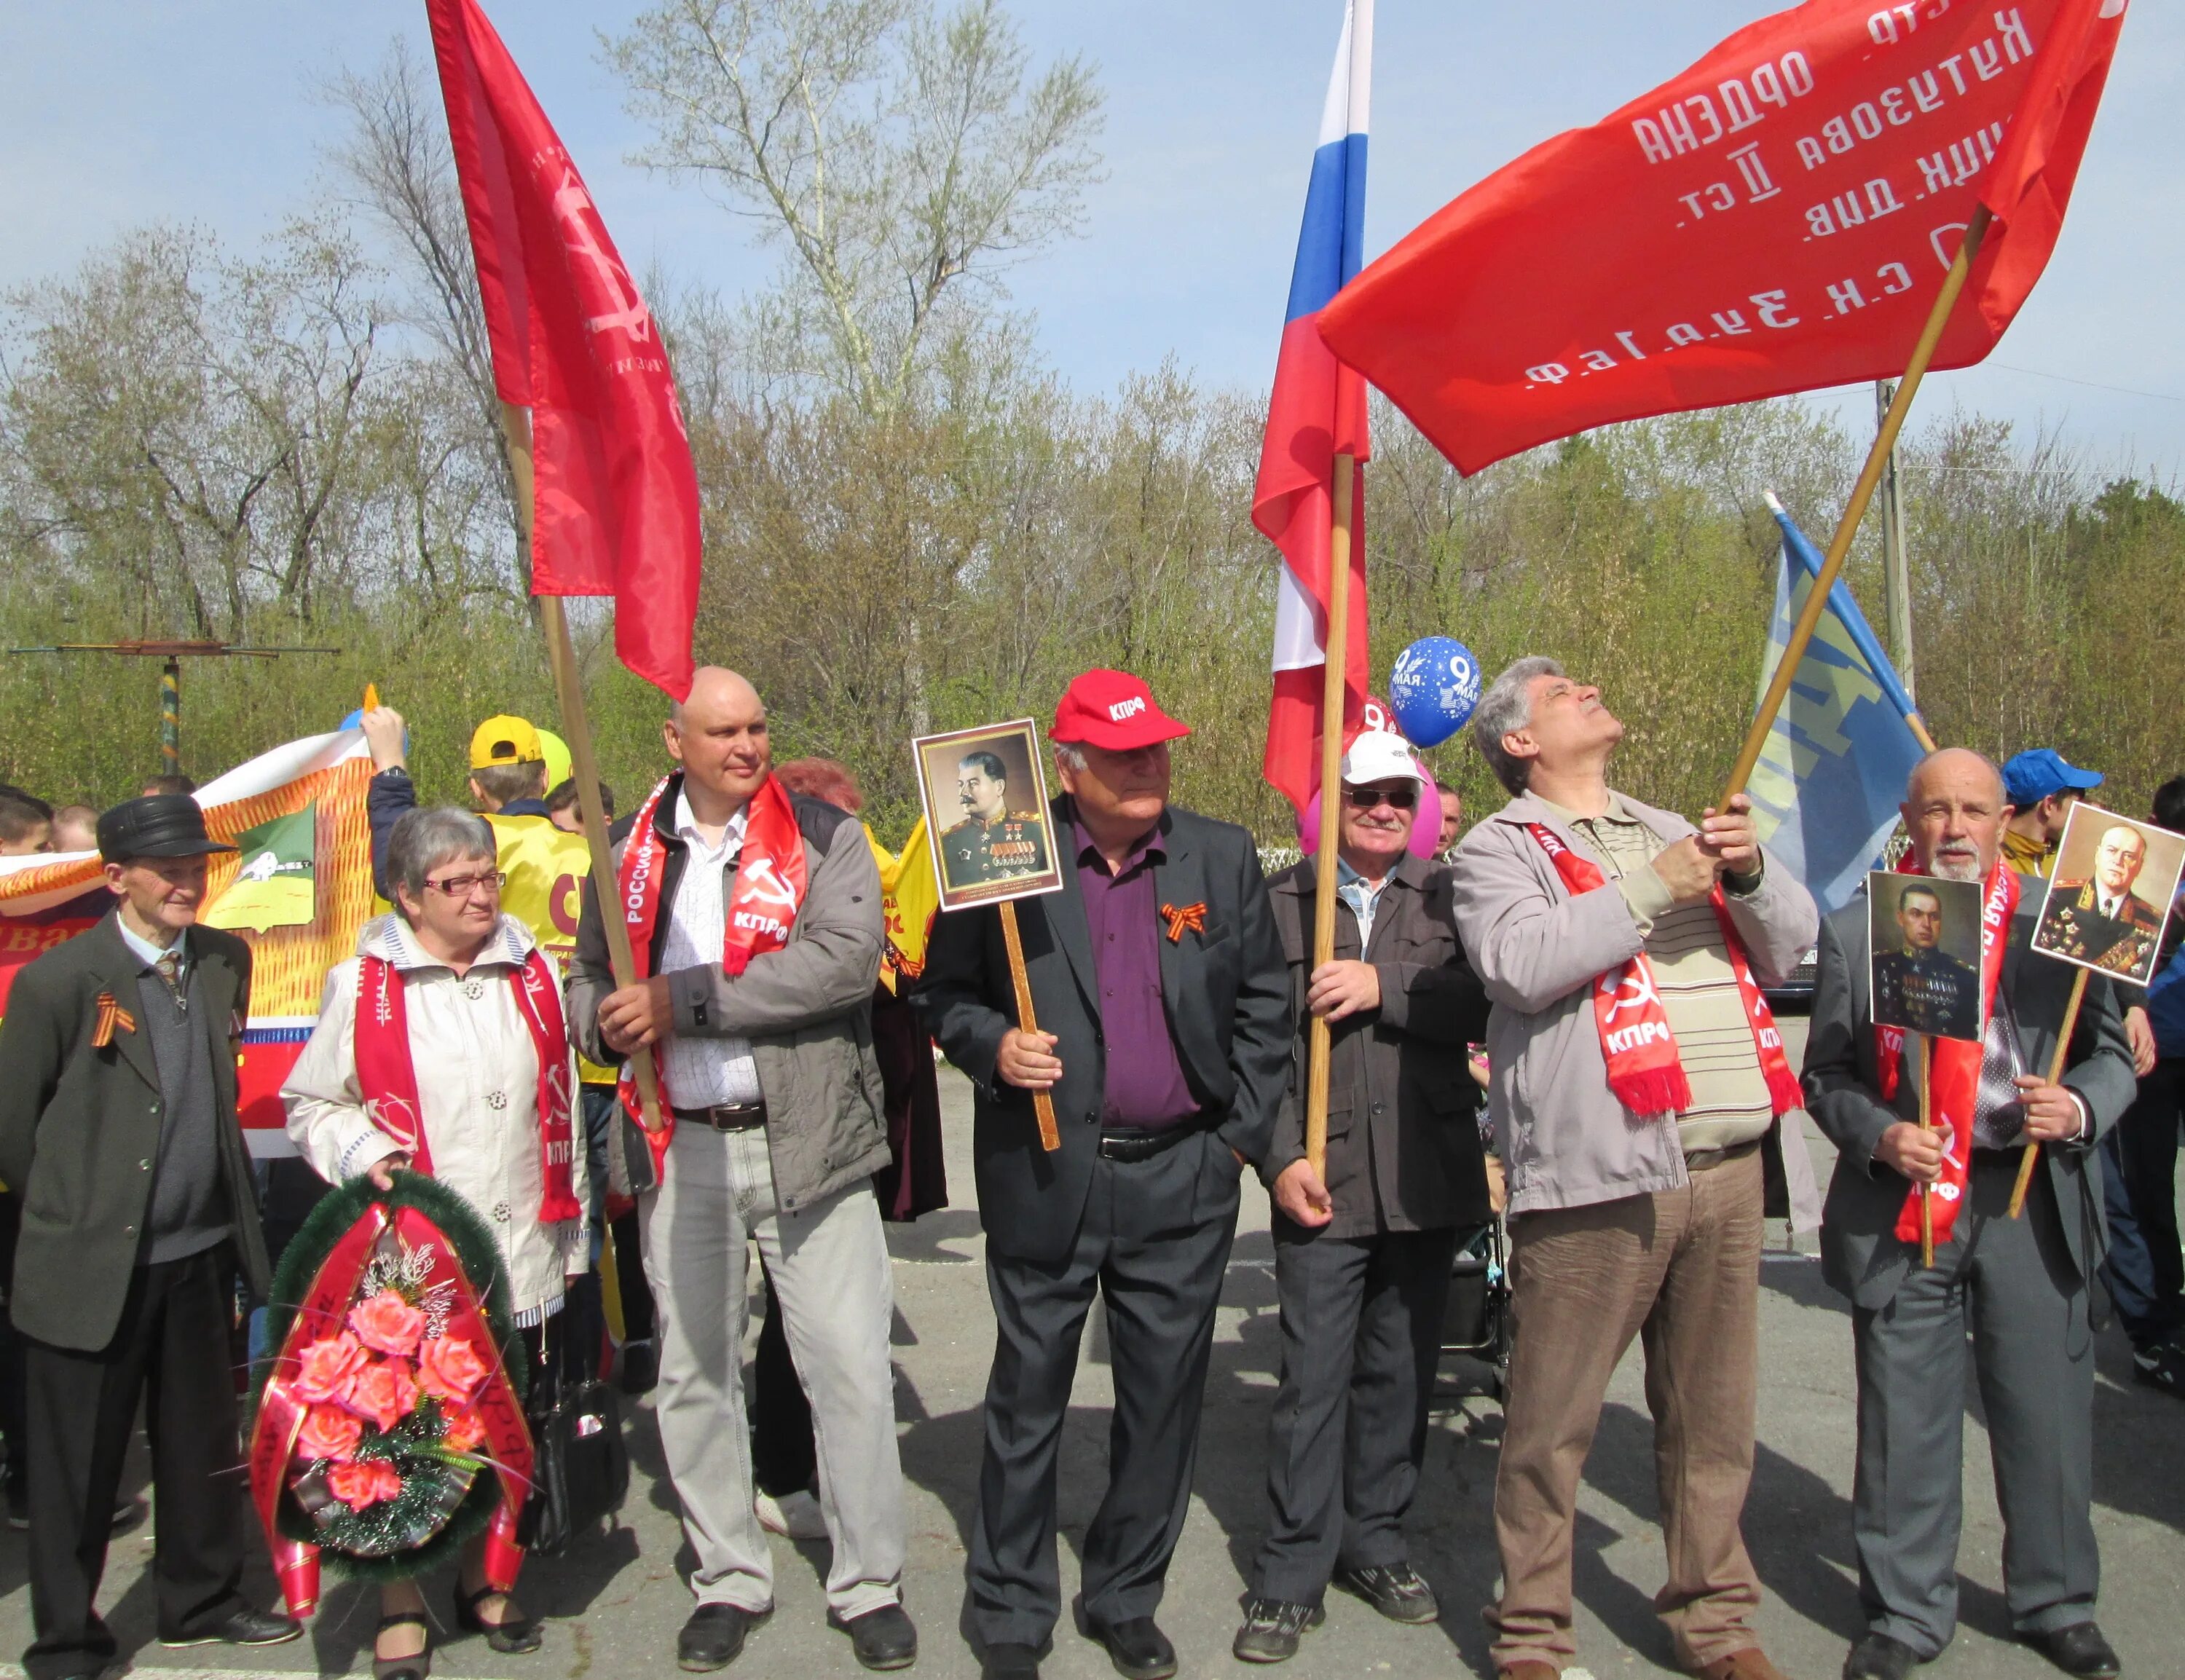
[1471,656,1564,796]
[1053,742,1088,772]
[385,806,495,918]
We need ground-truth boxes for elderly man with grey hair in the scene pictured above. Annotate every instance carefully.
[285,805,590,1673]
[1805,749,2135,1680]
[1449,658,1819,1680]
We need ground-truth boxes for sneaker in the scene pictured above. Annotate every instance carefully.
[1337,1562,1440,1625]
[754,1486,828,1542]
[2133,1339,2185,1398]
[1232,1598,1324,1663]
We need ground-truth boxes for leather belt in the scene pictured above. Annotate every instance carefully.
[1098,1118,1209,1164]
[673,1101,768,1131]
[1683,1137,1761,1173]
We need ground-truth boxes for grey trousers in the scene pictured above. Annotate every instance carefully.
[1851,1151,2100,1657]
[970,1129,1243,1647]
[1251,1225,1458,1605]
[639,1124,907,1619]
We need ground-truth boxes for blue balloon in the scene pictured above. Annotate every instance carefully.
[1388,636,1481,748]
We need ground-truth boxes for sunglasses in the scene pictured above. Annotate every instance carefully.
[1345,784,1418,811]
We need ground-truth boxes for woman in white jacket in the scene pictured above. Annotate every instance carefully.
[284,807,588,1680]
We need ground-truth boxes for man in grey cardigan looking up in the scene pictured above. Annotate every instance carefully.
[1447,658,1819,1680]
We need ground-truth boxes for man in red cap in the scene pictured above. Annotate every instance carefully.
[917,671,1291,1680]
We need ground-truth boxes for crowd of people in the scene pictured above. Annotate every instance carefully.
[0,659,2177,1680]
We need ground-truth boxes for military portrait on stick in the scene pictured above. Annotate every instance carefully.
[915,720,1063,912]
[2031,800,2185,987]
[1868,870,1985,1044]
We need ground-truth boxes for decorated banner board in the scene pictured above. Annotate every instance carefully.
[2031,802,2185,987]
[912,720,1063,913]
[1867,871,1985,1044]
[0,729,380,1154]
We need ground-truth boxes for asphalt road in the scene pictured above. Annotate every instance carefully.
[7,1030,2183,1680]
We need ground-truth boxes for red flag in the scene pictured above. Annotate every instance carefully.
[1317,0,2129,476]
[426,0,700,700]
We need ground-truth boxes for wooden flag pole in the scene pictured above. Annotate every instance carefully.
[1304,451,1358,1184]
[499,400,666,1133]
[1720,206,1991,808]
[998,902,1062,1152]
[2009,966,2090,1220]
[1918,1033,1936,1269]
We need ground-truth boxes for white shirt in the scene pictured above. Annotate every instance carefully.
[2098,891,2126,920]
[656,792,764,1107]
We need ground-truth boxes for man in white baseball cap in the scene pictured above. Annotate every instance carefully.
[1236,730,1493,1662]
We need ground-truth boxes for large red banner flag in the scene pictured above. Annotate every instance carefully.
[426,0,700,700]
[1317,0,2130,476]
[1256,0,1374,815]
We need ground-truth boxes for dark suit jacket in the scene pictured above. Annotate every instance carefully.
[1265,853,1491,1239]
[1803,892,2137,1311]
[0,912,269,1351]
[913,798,1291,1265]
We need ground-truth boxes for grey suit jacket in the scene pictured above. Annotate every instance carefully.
[1802,891,2137,1310]
[0,912,268,1350]
[913,797,1291,1266]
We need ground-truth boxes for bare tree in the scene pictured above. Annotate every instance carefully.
[604,0,1103,417]
[321,39,522,552]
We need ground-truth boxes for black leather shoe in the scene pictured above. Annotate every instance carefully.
[1339,1563,1440,1625]
[159,1605,304,1648]
[1087,1617,1176,1680]
[2023,1622,2121,1679]
[980,1643,1041,1680]
[1842,1631,1920,1680]
[1233,1598,1325,1663]
[677,1604,759,1672]
[828,1604,918,1671]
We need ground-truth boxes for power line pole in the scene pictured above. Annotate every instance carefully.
[1875,379,1916,700]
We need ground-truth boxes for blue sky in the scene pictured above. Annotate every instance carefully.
[5,1,2181,475]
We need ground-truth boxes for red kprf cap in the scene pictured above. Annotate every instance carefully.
[1050,669,1192,751]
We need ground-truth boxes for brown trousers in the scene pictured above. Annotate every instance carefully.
[1487,1145,1765,1671]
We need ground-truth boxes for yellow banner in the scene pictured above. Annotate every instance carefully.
[873,818,939,993]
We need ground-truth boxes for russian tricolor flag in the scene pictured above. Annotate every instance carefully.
[1254,0,1373,815]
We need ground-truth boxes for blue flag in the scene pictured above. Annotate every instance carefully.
[1746,496,1926,915]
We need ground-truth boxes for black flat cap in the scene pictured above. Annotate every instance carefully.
[96,794,236,862]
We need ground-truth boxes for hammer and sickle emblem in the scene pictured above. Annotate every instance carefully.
[741,858,800,910]
[1601,966,1661,1022]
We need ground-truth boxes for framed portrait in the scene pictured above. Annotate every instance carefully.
[1867,871,1985,1043]
[912,719,1065,913]
[2031,802,2185,987]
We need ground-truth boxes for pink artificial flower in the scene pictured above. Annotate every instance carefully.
[326,1459,403,1512]
[414,1334,491,1407]
[296,1404,364,1464]
[441,1407,488,1454]
[342,1357,420,1435]
[348,1290,426,1359]
[291,1331,370,1405]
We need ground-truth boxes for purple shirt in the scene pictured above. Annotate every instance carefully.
[1075,820,1200,1129]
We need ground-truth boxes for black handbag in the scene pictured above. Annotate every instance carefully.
[516,1317,630,1556]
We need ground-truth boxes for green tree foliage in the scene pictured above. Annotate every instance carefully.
[2,21,2177,840]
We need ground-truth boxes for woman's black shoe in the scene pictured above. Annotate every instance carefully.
[374,1612,432,1680]
[456,1583,544,1655]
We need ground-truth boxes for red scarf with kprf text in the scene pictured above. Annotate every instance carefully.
[613,773,808,1150]
[1526,823,1803,1123]
[352,944,581,1224]
[1873,857,2018,1249]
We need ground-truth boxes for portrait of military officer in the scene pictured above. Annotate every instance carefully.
[1870,875,1983,1041]
[915,719,1064,911]
[2035,807,2184,986]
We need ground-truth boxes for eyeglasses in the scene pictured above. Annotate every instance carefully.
[423,870,505,899]
[1345,784,1418,811]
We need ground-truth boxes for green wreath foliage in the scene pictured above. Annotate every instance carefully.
[252,1172,530,1583]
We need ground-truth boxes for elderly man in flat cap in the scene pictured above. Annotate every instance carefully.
[0,795,297,1680]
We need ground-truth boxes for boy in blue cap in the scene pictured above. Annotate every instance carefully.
[2000,749,2104,878]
